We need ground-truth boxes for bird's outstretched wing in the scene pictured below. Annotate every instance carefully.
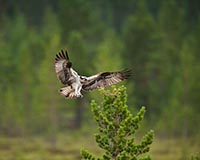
[54,50,72,85]
[82,69,131,91]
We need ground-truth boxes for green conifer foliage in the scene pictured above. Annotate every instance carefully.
[191,153,200,160]
[81,86,154,160]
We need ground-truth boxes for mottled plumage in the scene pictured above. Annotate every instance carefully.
[54,50,131,98]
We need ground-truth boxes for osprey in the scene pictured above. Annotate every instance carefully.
[54,50,131,98]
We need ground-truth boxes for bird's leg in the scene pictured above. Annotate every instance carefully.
[77,85,83,98]
[72,83,83,98]
[74,84,79,96]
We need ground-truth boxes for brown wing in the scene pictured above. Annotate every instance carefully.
[54,50,72,85]
[82,69,131,91]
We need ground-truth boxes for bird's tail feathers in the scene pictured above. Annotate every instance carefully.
[59,86,74,98]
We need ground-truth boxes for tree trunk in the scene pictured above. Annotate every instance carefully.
[73,98,85,129]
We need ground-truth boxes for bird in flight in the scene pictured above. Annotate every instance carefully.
[54,50,131,98]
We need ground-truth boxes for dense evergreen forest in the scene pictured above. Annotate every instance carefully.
[0,0,200,139]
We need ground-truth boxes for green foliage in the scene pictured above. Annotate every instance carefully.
[33,9,61,137]
[0,1,199,159]
[0,0,199,141]
[122,0,157,110]
[190,153,200,160]
[95,29,123,72]
[58,0,94,38]
[157,35,200,136]
[81,86,154,160]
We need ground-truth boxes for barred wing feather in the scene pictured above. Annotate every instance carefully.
[54,50,72,85]
[82,70,131,91]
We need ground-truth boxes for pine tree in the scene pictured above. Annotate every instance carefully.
[32,8,61,143]
[94,29,123,72]
[122,0,156,111]
[81,86,154,160]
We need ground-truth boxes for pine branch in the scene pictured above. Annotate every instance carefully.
[81,86,154,160]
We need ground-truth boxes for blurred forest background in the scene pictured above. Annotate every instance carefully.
[0,0,200,159]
